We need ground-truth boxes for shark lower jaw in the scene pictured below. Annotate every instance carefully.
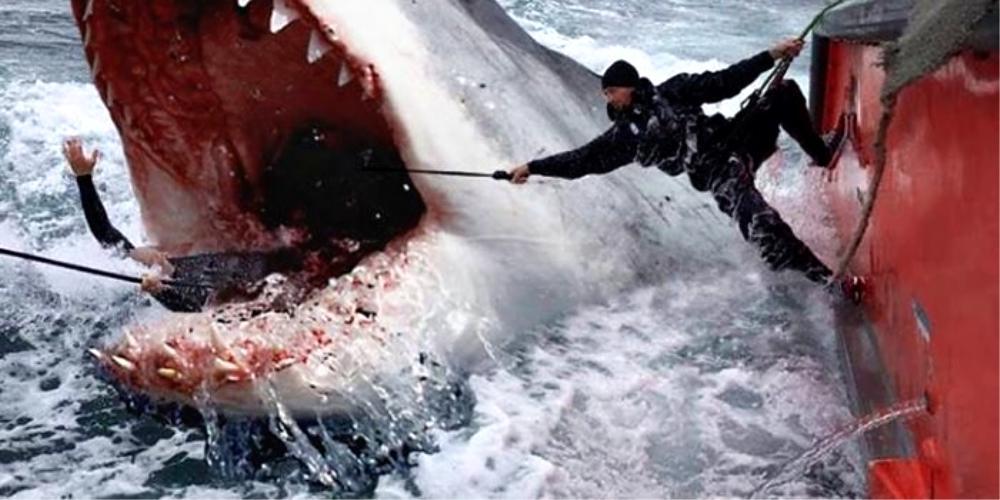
[73,0,428,259]
[74,0,447,413]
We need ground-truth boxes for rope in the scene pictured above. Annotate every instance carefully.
[828,0,993,282]
[724,0,853,159]
[0,246,213,289]
[830,94,896,281]
[749,0,852,104]
[739,0,854,116]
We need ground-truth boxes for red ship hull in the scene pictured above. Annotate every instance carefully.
[812,8,999,497]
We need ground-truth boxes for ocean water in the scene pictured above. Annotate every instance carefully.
[0,1,863,498]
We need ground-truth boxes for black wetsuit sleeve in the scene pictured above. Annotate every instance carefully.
[528,125,637,179]
[76,175,135,253]
[77,175,206,313]
[659,51,775,105]
[149,285,207,313]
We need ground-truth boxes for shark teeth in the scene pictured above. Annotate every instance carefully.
[161,343,180,361]
[157,367,181,380]
[123,332,138,350]
[208,324,228,354]
[83,24,94,46]
[307,30,334,64]
[237,0,253,7]
[91,53,102,78]
[87,348,104,361]
[111,355,136,372]
[270,0,300,34]
[338,64,353,87]
[360,65,377,100]
[214,358,243,374]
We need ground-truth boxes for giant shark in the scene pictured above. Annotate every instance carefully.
[73,0,736,417]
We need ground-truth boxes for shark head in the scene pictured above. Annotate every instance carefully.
[74,0,727,416]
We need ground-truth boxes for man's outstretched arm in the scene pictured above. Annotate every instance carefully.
[509,124,638,183]
[660,38,803,105]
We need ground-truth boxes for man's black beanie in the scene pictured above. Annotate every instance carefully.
[601,60,640,89]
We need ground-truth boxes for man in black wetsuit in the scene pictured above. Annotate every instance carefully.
[508,38,847,288]
[62,138,301,312]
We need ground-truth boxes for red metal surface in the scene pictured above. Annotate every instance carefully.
[820,43,999,498]
[869,459,933,499]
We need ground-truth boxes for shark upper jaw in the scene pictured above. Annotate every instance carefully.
[71,0,428,259]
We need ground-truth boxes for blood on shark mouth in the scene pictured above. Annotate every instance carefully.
[72,0,434,413]
[71,0,426,257]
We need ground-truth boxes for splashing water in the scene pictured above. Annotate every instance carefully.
[173,352,479,496]
[750,398,928,498]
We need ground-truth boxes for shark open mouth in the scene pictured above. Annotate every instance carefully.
[72,0,426,257]
[72,0,439,414]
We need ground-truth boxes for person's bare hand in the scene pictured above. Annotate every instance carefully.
[141,274,164,294]
[62,138,101,177]
[130,247,175,277]
[769,38,805,60]
[509,164,531,184]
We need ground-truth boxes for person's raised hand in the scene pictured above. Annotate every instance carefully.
[62,138,101,177]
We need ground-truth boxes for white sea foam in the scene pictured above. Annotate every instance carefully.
[387,272,862,498]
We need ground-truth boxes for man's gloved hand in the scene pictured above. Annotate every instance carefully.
[769,38,805,60]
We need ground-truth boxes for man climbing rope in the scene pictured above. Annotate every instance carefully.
[508,38,854,293]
